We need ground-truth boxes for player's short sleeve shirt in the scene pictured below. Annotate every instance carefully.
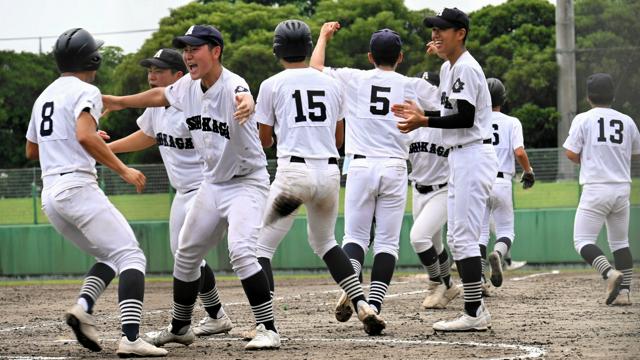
[165,69,267,183]
[491,111,524,175]
[408,127,450,185]
[255,68,343,159]
[136,106,204,192]
[26,76,102,178]
[323,67,415,159]
[438,51,493,148]
[563,107,639,184]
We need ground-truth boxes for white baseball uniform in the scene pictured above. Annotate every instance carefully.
[563,107,640,253]
[479,112,525,246]
[254,67,343,259]
[438,51,498,261]
[164,67,269,282]
[26,76,145,274]
[323,67,416,258]
[136,106,205,256]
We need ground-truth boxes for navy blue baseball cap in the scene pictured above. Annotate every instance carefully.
[370,29,402,58]
[423,8,470,30]
[173,25,224,49]
[140,48,187,74]
[587,73,615,100]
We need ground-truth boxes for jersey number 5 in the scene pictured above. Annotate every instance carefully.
[370,85,391,115]
[292,90,327,123]
[597,117,623,144]
[40,101,54,137]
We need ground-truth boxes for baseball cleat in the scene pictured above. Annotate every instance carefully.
[116,336,168,358]
[505,260,527,271]
[65,304,102,352]
[356,302,386,336]
[610,289,632,306]
[605,270,624,305]
[142,325,195,347]
[422,281,444,309]
[334,291,353,322]
[481,281,493,297]
[241,326,257,341]
[192,314,233,336]
[488,251,503,287]
[434,283,461,308]
[244,324,280,350]
[432,305,492,332]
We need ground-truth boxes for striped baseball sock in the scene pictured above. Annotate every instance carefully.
[343,243,365,283]
[417,246,440,282]
[457,257,483,317]
[199,264,223,318]
[171,277,200,334]
[368,253,396,314]
[241,270,276,332]
[118,269,145,341]
[613,247,633,291]
[78,262,115,313]
[580,244,612,279]
[322,246,366,307]
[439,250,453,287]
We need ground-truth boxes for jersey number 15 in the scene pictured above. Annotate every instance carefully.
[292,90,327,123]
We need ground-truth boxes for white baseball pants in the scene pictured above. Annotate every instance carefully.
[410,186,448,254]
[479,177,515,246]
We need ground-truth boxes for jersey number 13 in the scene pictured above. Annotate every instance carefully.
[597,117,623,144]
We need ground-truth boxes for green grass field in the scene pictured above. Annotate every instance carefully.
[1,180,638,225]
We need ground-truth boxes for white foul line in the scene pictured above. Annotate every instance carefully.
[511,270,560,282]
[0,357,72,360]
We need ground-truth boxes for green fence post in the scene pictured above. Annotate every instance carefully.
[31,167,38,225]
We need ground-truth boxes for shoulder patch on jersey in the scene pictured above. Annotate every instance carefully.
[452,78,464,93]
[234,85,249,94]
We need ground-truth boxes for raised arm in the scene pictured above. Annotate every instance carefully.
[102,87,168,112]
[310,22,341,71]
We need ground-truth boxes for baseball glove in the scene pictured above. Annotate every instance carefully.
[521,170,535,189]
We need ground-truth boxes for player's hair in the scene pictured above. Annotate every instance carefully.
[207,42,223,62]
[371,51,401,67]
[456,27,468,43]
[588,93,614,106]
[282,56,306,63]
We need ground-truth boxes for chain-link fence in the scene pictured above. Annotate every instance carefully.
[1,148,638,225]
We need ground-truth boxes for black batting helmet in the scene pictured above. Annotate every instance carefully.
[273,20,313,60]
[54,28,103,73]
[487,77,506,107]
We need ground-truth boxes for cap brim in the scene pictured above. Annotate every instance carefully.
[139,58,172,69]
[423,16,456,29]
[172,35,210,49]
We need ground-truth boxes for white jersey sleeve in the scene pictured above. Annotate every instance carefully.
[255,79,276,127]
[563,116,584,154]
[411,77,440,112]
[322,67,360,85]
[164,74,191,112]
[74,86,102,126]
[26,107,38,143]
[447,64,480,107]
[512,117,524,150]
[136,108,156,137]
[632,122,640,155]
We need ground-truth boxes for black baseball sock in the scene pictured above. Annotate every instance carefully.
[199,264,222,319]
[417,246,440,282]
[580,244,613,279]
[322,246,366,308]
[369,252,396,314]
[241,270,276,333]
[613,247,633,291]
[79,262,115,314]
[344,243,365,283]
[258,257,275,298]
[118,269,145,341]
[171,277,200,334]
[439,249,452,287]
[457,257,483,317]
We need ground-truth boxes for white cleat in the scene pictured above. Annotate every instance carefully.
[356,302,386,336]
[334,291,353,322]
[605,270,624,305]
[434,283,461,309]
[245,324,280,350]
[65,304,101,352]
[192,314,233,336]
[422,281,444,309]
[433,305,492,332]
[505,260,527,271]
[116,336,168,358]
[142,325,195,347]
[610,289,632,306]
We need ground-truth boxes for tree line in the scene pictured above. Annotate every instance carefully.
[1,0,638,167]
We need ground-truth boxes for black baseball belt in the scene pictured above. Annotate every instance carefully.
[415,182,448,194]
[497,172,504,178]
[455,138,492,149]
[290,156,337,165]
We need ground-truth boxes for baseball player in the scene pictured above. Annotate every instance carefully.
[254,19,386,336]
[310,23,417,323]
[479,78,534,290]
[24,28,166,357]
[406,72,461,309]
[392,8,498,331]
[102,25,280,350]
[107,48,233,336]
[564,73,639,306]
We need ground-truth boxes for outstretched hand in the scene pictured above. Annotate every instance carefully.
[102,95,125,112]
[234,94,255,125]
[320,22,341,41]
[393,100,427,133]
[120,167,146,194]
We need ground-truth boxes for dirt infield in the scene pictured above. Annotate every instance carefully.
[0,269,638,359]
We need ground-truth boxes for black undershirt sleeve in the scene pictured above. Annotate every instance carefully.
[424,110,440,117]
[426,100,475,129]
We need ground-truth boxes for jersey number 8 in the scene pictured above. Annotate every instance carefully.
[40,101,54,137]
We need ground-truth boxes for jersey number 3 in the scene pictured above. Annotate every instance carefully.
[40,101,54,137]
[597,117,623,144]
[292,90,327,123]
[492,123,500,145]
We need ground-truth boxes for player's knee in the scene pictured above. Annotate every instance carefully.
[173,250,202,282]
[573,237,596,254]
[310,238,338,258]
[256,243,276,260]
[230,255,261,280]
[114,247,146,275]
[608,238,629,253]
[372,243,399,260]
[342,237,369,253]
[410,234,433,254]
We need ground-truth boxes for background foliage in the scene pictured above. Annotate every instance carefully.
[1,0,637,167]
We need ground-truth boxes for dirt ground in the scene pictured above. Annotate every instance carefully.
[0,269,638,360]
